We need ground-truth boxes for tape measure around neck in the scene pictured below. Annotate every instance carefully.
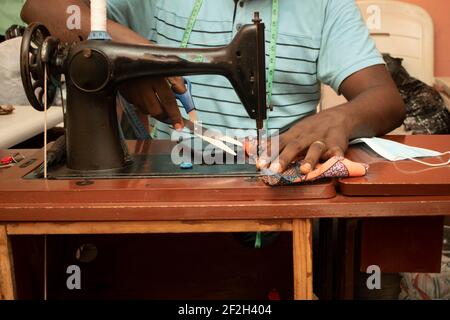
[266,0,279,110]
[182,0,280,108]
[181,0,204,48]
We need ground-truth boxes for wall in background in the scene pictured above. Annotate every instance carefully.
[400,0,450,76]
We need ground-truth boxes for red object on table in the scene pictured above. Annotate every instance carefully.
[1,156,13,165]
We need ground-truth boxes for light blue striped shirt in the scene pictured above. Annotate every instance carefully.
[107,0,384,138]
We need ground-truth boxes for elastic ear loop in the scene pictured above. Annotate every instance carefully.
[394,151,450,167]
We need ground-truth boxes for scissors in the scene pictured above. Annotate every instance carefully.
[182,118,243,156]
[172,78,243,156]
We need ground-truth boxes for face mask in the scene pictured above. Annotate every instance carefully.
[350,137,450,167]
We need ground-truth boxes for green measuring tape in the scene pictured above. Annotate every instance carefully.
[183,0,280,249]
[181,0,204,48]
[266,0,279,115]
[182,0,279,107]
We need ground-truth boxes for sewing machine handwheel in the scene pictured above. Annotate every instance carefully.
[20,22,59,111]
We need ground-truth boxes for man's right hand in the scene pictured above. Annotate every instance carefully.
[119,77,183,130]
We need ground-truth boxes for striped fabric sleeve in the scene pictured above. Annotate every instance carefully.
[317,0,384,93]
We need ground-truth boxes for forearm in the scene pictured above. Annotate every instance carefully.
[337,65,406,139]
[21,0,150,44]
[339,84,405,139]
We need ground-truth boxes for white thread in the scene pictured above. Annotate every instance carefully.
[44,65,48,179]
[90,0,107,32]
[44,235,47,300]
[394,151,450,167]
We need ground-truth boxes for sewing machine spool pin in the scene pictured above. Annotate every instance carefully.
[20,17,267,175]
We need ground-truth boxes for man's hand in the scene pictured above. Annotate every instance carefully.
[257,108,350,174]
[258,64,405,174]
[119,77,183,130]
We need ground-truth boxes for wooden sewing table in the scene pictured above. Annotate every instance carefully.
[0,136,449,300]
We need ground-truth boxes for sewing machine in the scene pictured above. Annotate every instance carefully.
[19,13,267,179]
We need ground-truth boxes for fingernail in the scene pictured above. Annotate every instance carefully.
[269,162,281,173]
[300,163,312,174]
[174,123,183,131]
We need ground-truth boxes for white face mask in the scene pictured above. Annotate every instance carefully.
[350,137,450,167]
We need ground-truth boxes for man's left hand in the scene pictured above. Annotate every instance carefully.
[257,107,350,174]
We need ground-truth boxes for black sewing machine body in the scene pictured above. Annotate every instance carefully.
[20,17,266,178]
